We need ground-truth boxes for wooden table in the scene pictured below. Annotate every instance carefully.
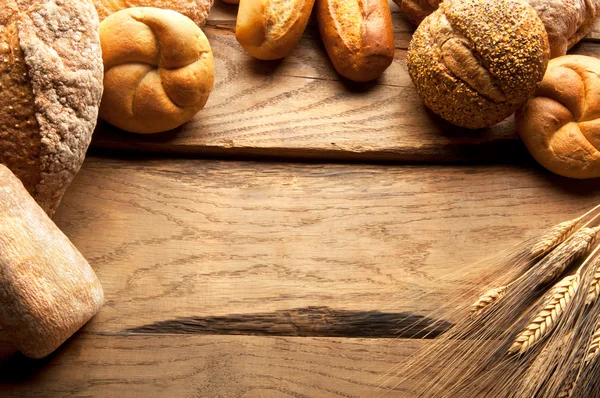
[2,2,600,397]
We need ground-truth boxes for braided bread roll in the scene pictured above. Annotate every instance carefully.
[516,55,600,179]
[99,7,214,134]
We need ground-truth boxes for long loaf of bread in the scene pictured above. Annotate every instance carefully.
[317,0,395,82]
[236,0,316,60]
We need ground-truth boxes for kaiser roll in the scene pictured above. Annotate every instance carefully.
[93,0,214,26]
[99,7,214,134]
[516,55,600,179]
[0,0,103,216]
[396,0,600,59]
[407,0,550,129]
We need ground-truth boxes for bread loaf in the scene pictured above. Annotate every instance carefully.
[407,0,549,129]
[93,0,214,26]
[236,0,316,60]
[99,7,214,134]
[517,55,600,179]
[0,0,103,216]
[0,164,104,358]
[316,0,394,82]
[396,0,600,59]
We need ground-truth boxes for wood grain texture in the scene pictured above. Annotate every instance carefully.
[0,156,598,395]
[89,2,600,162]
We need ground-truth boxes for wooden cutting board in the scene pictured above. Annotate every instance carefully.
[91,1,600,163]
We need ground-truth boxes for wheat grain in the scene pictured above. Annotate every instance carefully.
[585,319,600,364]
[470,286,507,316]
[586,256,600,306]
[538,227,599,286]
[557,345,584,398]
[531,217,583,258]
[509,274,580,355]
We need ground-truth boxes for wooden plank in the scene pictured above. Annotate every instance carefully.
[48,156,600,334]
[0,334,424,397]
[90,1,600,162]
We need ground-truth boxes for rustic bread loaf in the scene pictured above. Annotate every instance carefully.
[407,0,549,129]
[0,0,103,216]
[99,7,214,134]
[0,164,104,359]
[236,0,316,60]
[396,0,600,59]
[516,55,600,179]
[316,0,394,82]
[93,0,214,26]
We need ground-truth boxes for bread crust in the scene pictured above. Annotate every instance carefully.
[93,0,214,27]
[517,55,600,179]
[99,7,214,134]
[0,0,103,216]
[236,0,316,60]
[396,0,600,59]
[0,164,104,358]
[407,0,549,129]
[317,0,394,82]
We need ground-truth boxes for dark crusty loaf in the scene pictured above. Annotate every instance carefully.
[0,0,103,216]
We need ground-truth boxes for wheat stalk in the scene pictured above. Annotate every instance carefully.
[586,256,600,306]
[538,227,599,286]
[531,217,583,258]
[470,286,507,316]
[509,273,580,355]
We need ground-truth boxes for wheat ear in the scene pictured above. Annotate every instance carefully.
[538,227,599,286]
[470,286,507,316]
[509,273,580,355]
[531,217,584,258]
[585,317,600,364]
[586,256,600,306]
[557,344,584,398]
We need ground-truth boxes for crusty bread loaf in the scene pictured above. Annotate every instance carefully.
[316,0,394,82]
[236,0,316,60]
[396,0,600,59]
[99,7,214,134]
[93,0,214,26]
[517,55,600,179]
[0,0,103,216]
[407,0,549,129]
[0,164,104,358]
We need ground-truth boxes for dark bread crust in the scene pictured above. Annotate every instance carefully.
[407,0,549,129]
[0,0,103,216]
[317,0,395,82]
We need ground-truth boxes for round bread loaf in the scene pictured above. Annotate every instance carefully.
[516,55,600,179]
[0,0,103,216]
[396,0,600,59]
[99,7,214,134]
[93,0,214,26]
[407,0,550,129]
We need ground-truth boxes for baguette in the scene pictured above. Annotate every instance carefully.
[236,0,316,60]
[316,0,394,82]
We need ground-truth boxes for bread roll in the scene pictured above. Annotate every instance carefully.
[99,7,214,134]
[0,0,103,216]
[236,0,316,60]
[407,0,549,129]
[396,0,600,59]
[93,0,214,26]
[0,164,104,358]
[516,55,600,179]
[316,0,394,82]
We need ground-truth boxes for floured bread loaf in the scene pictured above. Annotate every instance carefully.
[396,0,600,59]
[0,0,103,216]
[93,0,214,26]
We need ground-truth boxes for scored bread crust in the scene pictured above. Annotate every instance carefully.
[236,0,316,60]
[92,0,214,26]
[516,55,600,179]
[0,0,103,216]
[407,0,549,129]
[396,0,600,59]
[317,0,395,82]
